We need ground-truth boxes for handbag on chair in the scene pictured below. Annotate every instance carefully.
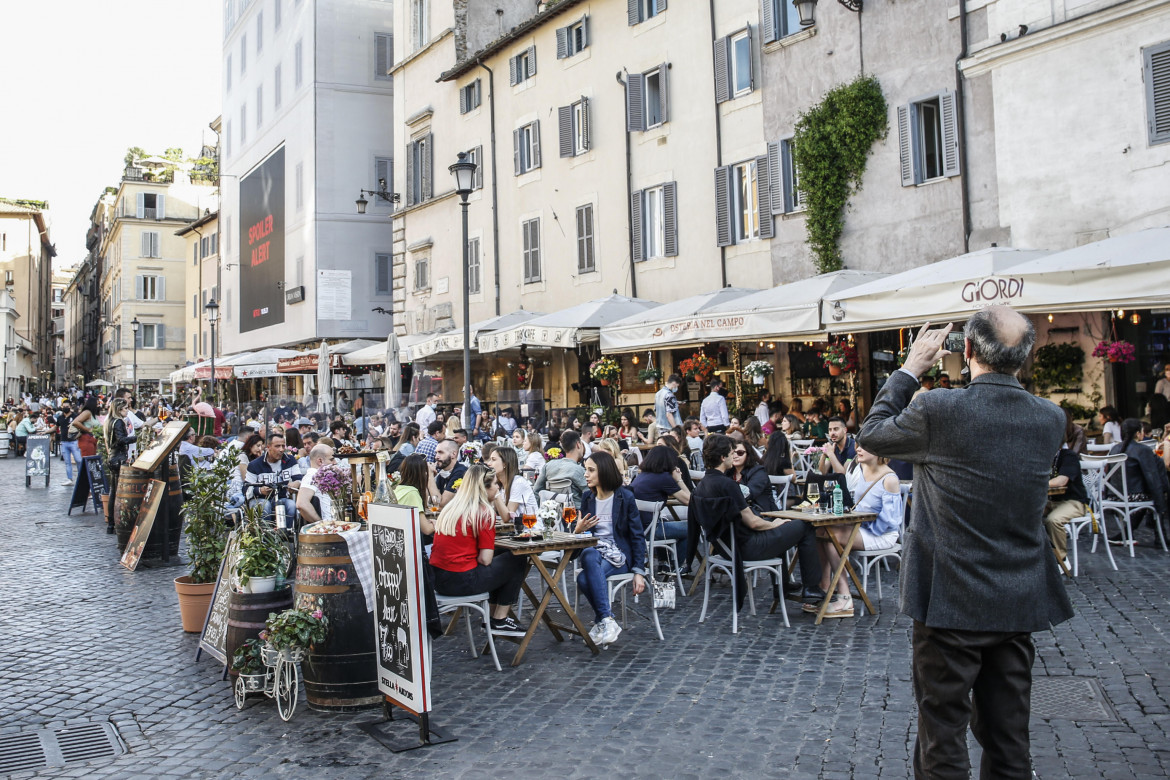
[652,572,676,609]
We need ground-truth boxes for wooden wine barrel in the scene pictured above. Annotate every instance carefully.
[114,467,152,552]
[226,587,294,674]
[295,532,380,711]
[115,467,183,557]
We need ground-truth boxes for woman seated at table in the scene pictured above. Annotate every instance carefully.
[730,440,778,514]
[393,453,429,512]
[387,423,420,472]
[521,431,546,474]
[761,431,795,478]
[576,450,647,647]
[487,445,539,525]
[618,410,645,444]
[780,414,804,440]
[510,427,527,455]
[656,433,697,492]
[1064,407,1087,454]
[592,437,624,464]
[741,416,764,455]
[1108,418,1170,531]
[630,445,691,564]
[807,442,902,619]
[1098,406,1122,444]
[429,464,528,637]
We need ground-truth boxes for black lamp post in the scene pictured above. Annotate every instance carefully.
[205,298,220,398]
[448,152,478,428]
[130,317,140,393]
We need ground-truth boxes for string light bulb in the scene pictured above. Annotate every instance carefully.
[766,342,775,350]
[1117,309,1125,318]
[632,354,640,365]
[1047,313,1054,323]
[1131,313,1141,325]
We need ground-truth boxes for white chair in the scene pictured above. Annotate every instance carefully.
[1085,443,1113,455]
[1093,453,1165,555]
[769,474,793,509]
[849,484,909,616]
[434,592,502,671]
[607,502,666,641]
[790,440,816,476]
[637,499,684,594]
[1067,463,1115,576]
[698,528,790,634]
[689,449,703,471]
[688,469,706,484]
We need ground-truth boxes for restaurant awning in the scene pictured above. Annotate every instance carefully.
[276,339,380,373]
[704,270,889,342]
[341,332,433,366]
[478,294,659,353]
[411,310,545,360]
[220,348,302,379]
[599,287,759,354]
[828,247,1053,333]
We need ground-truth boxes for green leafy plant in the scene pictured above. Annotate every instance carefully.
[1059,399,1096,422]
[231,638,265,676]
[637,367,663,383]
[181,454,236,583]
[792,75,889,273]
[235,503,291,586]
[1032,342,1085,393]
[263,606,328,651]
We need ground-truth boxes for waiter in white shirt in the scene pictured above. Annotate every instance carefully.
[699,379,730,433]
[415,393,438,429]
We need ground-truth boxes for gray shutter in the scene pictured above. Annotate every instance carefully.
[756,155,774,239]
[421,134,433,199]
[714,167,732,247]
[531,120,541,168]
[747,25,755,91]
[473,145,484,189]
[526,46,536,78]
[658,62,670,123]
[158,275,166,301]
[556,26,568,59]
[939,90,960,177]
[767,141,783,214]
[714,37,730,104]
[582,16,590,47]
[475,79,482,108]
[762,0,777,44]
[156,194,165,219]
[627,0,639,26]
[627,73,645,132]
[630,189,644,262]
[135,327,142,349]
[897,104,915,187]
[135,275,144,300]
[405,142,415,205]
[654,0,666,13]
[1148,43,1170,144]
[459,85,468,114]
[513,128,522,175]
[558,105,573,157]
[136,193,145,219]
[157,325,166,350]
[580,96,590,150]
[663,181,678,256]
[509,54,519,85]
[376,33,391,78]
[140,232,149,257]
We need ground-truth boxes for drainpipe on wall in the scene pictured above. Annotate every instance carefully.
[615,71,637,299]
[478,60,502,317]
[707,0,728,288]
[955,0,972,252]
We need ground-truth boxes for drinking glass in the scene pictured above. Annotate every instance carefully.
[563,505,578,532]
[522,513,537,531]
[806,483,821,512]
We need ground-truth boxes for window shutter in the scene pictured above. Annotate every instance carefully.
[135,275,144,300]
[509,54,519,86]
[158,275,166,301]
[663,181,678,256]
[1147,42,1170,144]
[473,145,484,189]
[762,0,778,44]
[630,189,644,262]
[627,0,640,26]
[767,141,783,215]
[135,327,142,349]
[714,167,732,247]
[376,34,391,78]
[714,37,730,104]
[559,105,574,157]
[939,90,961,177]
[475,79,482,108]
[526,46,536,78]
[405,142,415,205]
[140,232,149,257]
[156,194,165,219]
[582,16,590,47]
[897,104,915,187]
[531,120,541,168]
[756,155,775,239]
[581,96,590,150]
[376,254,390,293]
[556,26,569,59]
[658,63,670,123]
[747,25,756,91]
[421,134,433,199]
[627,73,645,132]
[157,326,166,351]
[376,157,391,191]
[136,193,145,219]
[654,0,667,14]
[459,85,468,114]
[513,128,522,175]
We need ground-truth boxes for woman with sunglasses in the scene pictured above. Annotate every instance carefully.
[730,440,778,513]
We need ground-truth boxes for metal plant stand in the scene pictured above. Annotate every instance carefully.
[234,645,305,722]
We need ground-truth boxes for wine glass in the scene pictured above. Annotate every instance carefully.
[563,505,578,532]
[521,513,537,532]
[806,483,821,512]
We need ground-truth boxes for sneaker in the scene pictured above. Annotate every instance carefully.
[823,595,855,619]
[60,480,73,486]
[489,616,526,637]
[588,621,606,644]
[599,616,622,646]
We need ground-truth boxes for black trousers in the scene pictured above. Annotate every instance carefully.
[107,465,121,528]
[740,519,820,588]
[431,554,527,607]
[912,621,1035,780]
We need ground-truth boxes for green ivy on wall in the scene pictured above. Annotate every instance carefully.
[792,75,888,273]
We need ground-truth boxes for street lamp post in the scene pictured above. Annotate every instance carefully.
[130,317,140,395]
[448,152,478,429]
[205,298,220,399]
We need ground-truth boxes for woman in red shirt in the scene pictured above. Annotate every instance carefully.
[428,464,528,636]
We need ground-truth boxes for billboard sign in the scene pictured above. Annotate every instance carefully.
[239,146,286,332]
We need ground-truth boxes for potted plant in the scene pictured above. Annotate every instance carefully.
[231,638,267,690]
[175,453,236,632]
[637,366,663,385]
[1031,342,1085,393]
[236,504,291,594]
[1092,339,1136,364]
[677,354,718,384]
[589,356,621,386]
[308,462,353,523]
[820,343,859,376]
[742,360,774,386]
[262,606,328,663]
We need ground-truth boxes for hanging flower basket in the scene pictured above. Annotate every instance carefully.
[589,357,621,382]
[820,343,859,373]
[637,367,662,385]
[1092,340,1135,364]
[677,354,718,384]
[742,360,774,385]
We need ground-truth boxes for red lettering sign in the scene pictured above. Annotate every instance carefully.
[248,214,274,246]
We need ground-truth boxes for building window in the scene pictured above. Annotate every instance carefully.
[727,30,754,100]
[241,103,247,145]
[137,192,163,219]
[414,252,430,290]
[465,145,484,189]
[140,232,161,258]
[225,120,232,157]
[193,333,198,356]
[274,0,281,30]
[274,64,282,108]
[627,65,668,131]
[296,162,304,211]
[140,323,164,349]
[411,0,429,51]
[467,236,481,294]
[202,330,207,355]
[295,38,303,87]
[631,181,678,260]
[226,54,232,92]
[576,204,595,273]
[1144,41,1170,146]
[241,33,247,73]
[509,46,536,85]
[897,91,960,186]
[762,0,803,43]
[256,85,263,127]
[374,156,393,207]
[211,233,218,255]
[522,218,541,283]
[459,79,481,114]
[257,10,264,51]
[556,18,589,59]
[193,294,198,319]
[375,33,393,80]
[295,256,304,286]
[375,252,392,295]
[137,274,164,301]
[559,99,590,157]
[627,0,665,25]
[779,138,805,213]
[406,134,433,205]
[733,160,759,241]
[513,121,541,175]
[716,154,775,245]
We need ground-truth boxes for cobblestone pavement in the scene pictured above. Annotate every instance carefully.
[2,456,1169,779]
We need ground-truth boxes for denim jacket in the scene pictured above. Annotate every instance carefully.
[579,486,648,576]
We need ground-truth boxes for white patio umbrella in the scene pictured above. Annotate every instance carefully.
[316,340,332,414]
[384,332,401,416]
[85,379,113,387]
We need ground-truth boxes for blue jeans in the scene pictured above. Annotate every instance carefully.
[654,519,689,564]
[262,498,297,526]
[576,546,630,621]
[60,440,82,481]
[226,493,246,509]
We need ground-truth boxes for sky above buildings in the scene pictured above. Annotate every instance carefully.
[0,0,221,269]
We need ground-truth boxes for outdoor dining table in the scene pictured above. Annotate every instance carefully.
[494,532,601,666]
[761,509,878,624]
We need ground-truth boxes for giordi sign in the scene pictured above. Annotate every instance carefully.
[961,277,1024,304]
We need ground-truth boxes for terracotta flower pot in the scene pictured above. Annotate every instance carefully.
[828,365,843,376]
[175,575,216,633]
[600,379,610,386]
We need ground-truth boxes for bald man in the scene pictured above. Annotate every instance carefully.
[859,305,1072,780]
[296,444,338,526]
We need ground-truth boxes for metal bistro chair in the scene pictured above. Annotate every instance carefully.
[695,504,791,634]
[1098,451,1168,553]
[769,475,793,509]
[1067,463,1114,576]
[637,499,684,594]
[434,592,502,672]
[848,484,910,616]
[607,501,667,641]
[790,440,816,477]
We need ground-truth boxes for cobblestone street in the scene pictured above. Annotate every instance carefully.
[2,456,1169,779]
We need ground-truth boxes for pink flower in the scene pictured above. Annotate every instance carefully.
[312,610,324,620]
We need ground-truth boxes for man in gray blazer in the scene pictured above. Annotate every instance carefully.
[858,305,1073,780]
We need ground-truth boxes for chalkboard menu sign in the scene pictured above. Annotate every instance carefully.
[68,456,107,515]
[368,504,430,715]
[25,435,50,487]
[119,478,166,571]
[197,532,242,665]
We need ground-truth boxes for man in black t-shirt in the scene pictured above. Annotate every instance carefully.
[1045,446,1089,568]
[432,439,467,508]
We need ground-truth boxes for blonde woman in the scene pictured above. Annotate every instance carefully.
[428,464,528,636]
[592,437,623,463]
[521,430,546,473]
[103,398,138,534]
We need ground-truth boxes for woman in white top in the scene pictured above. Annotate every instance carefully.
[487,445,538,524]
[521,431,547,474]
[1098,406,1122,444]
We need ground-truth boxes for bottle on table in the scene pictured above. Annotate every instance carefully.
[832,482,844,515]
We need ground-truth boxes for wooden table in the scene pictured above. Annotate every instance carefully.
[761,509,877,624]
[343,452,380,495]
[494,532,600,666]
